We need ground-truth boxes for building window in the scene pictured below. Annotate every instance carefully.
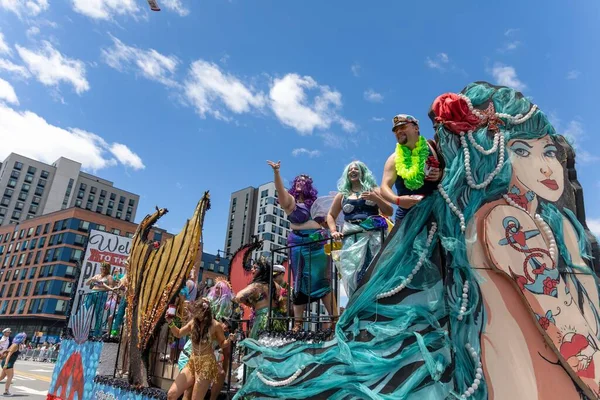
[0,198,9,207]
[88,194,95,202]
[13,162,22,170]
[108,200,114,208]
[129,199,135,206]
[90,186,97,194]
[77,190,84,199]
[34,187,43,196]
[111,228,121,235]
[29,205,38,214]
[78,220,90,232]
[96,224,106,232]
[96,206,103,213]
[125,214,131,222]
[117,203,124,211]
[37,179,46,188]
[32,196,41,205]
[80,183,87,190]
[116,211,122,219]
[29,267,37,279]
[261,189,269,198]
[75,199,82,207]
[86,202,93,210]
[98,198,105,206]
[10,170,19,179]
[4,189,13,197]
[106,208,112,217]
[110,193,116,200]
[38,237,46,248]
[43,223,49,234]
[19,190,30,200]
[11,211,20,219]
[27,166,36,174]
[100,190,107,197]
[35,225,41,236]
[23,282,31,296]
[119,196,125,204]
[21,184,30,192]
[41,170,49,179]
[14,202,23,211]
[24,174,33,184]
[7,179,16,188]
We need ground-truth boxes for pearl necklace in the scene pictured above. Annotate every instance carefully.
[377,223,437,299]
[438,184,465,233]
[460,131,506,190]
[457,280,469,321]
[458,94,538,126]
[257,365,306,387]
[461,343,483,398]
[502,194,557,261]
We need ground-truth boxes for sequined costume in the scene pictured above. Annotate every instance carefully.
[187,339,219,384]
[250,307,286,339]
[335,198,388,297]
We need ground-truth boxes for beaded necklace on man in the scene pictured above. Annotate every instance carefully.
[395,135,429,190]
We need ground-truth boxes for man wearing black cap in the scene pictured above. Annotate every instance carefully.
[380,114,442,224]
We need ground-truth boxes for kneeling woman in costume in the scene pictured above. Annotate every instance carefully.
[267,160,337,331]
[327,161,393,297]
[166,298,229,400]
[234,257,287,339]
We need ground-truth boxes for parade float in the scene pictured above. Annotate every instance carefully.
[46,81,600,400]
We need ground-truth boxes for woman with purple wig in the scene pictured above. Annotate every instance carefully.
[267,160,337,332]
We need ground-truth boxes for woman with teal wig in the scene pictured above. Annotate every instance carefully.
[326,161,393,297]
[234,82,600,400]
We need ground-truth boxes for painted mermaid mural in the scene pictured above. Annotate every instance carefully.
[432,82,600,399]
[235,81,600,399]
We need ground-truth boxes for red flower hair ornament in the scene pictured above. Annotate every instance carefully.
[432,93,481,135]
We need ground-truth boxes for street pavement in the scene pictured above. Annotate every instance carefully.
[0,360,52,398]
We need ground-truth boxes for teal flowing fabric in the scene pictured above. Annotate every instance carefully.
[84,291,109,337]
[235,202,454,399]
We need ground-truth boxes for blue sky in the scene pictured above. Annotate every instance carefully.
[0,0,599,255]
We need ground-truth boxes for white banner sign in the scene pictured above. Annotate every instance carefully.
[74,229,132,307]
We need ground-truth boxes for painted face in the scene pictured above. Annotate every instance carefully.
[347,164,361,182]
[394,122,419,146]
[508,135,564,202]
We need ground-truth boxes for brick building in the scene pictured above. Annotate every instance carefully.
[0,207,166,340]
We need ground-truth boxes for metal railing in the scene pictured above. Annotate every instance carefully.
[18,349,59,363]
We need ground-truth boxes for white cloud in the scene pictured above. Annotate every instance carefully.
[588,219,600,237]
[0,102,144,171]
[102,35,179,87]
[0,77,18,104]
[160,0,189,16]
[270,73,355,134]
[71,0,139,20]
[372,117,385,122]
[0,0,48,17]
[184,60,266,118]
[16,41,89,94]
[0,58,30,78]
[0,31,11,55]
[552,117,597,164]
[319,132,345,149]
[505,28,519,36]
[351,63,360,77]
[291,148,321,158]
[426,53,450,70]
[563,120,584,143]
[498,41,521,53]
[110,143,145,170]
[491,63,526,91]
[26,26,40,37]
[364,89,383,103]
[566,70,581,80]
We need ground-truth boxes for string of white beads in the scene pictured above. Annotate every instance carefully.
[461,131,505,190]
[496,104,538,125]
[457,280,469,321]
[462,343,483,398]
[466,129,500,155]
[502,194,556,261]
[376,223,437,300]
[438,184,465,232]
[257,365,306,387]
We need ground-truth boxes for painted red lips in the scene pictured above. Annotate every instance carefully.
[541,179,559,190]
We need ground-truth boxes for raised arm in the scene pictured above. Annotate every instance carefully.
[267,160,295,213]
[327,193,344,240]
[167,319,193,339]
[234,283,260,307]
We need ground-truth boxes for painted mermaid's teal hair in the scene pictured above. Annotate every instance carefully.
[336,160,378,197]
